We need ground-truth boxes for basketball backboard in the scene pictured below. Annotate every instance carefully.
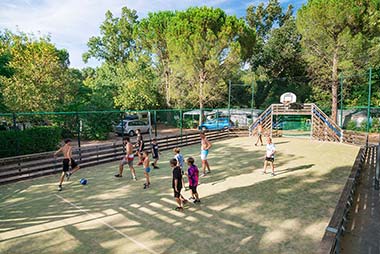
[280,92,296,105]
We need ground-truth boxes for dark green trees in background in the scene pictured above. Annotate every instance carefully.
[0,1,379,126]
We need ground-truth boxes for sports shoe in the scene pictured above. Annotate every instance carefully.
[194,199,201,204]
[114,174,122,178]
[201,173,206,177]
[189,197,195,201]
[207,170,211,174]
[271,173,275,176]
[58,185,62,191]
[174,207,184,212]
[143,183,148,189]
[133,177,137,181]
[66,172,72,181]
[262,171,266,175]
[154,166,159,169]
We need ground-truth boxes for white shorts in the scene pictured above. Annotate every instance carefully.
[201,150,209,160]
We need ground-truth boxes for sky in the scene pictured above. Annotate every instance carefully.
[0,0,306,69]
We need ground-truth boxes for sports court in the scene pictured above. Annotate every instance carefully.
[0,136,359,254]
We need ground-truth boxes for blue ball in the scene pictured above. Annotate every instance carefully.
[80,178,88,185]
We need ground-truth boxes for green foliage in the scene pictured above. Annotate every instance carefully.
[0,31,79,113]
[245,0,308,108]
[83,7,138,64]
[0,126,61,158]
[346,120,358,131]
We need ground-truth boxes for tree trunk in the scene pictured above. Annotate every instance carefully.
[199,70,206,125]
[331,47,339,124]
[164,68,171,107]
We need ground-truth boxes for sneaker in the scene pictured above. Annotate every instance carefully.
[133,177,137,181]
[194,199,201,204]
[174,207,184,212]
[207,170,211,174]
[66,172,72,181]
[114,174,122,178]
[201,173,206,177]
[189,197,195,201]
[154,166,159,169]
[262,171,266,175]
[58,185,62,191]
[143,183,147,189]
[255,144,258,146]
[271,173,275,176]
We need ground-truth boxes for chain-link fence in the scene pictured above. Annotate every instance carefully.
[0,108,263,158]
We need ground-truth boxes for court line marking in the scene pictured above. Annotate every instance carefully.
[55,194,158,254]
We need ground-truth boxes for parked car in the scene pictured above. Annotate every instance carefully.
[124,114,138,120]
[115,120,150,136]
[198,118,234,131]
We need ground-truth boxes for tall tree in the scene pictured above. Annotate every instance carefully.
[138,11,175,107]
[166,7,254,114]
[0,32,74,112]
[83,7,138,65]
[296,0,380,122]
[245,0,308,108]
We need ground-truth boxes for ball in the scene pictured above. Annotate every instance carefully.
[79,178,88,185]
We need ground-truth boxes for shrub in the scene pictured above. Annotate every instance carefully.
[0,126,61,158]
[346,120,357,131]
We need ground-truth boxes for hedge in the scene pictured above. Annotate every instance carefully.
[0,126,61,158]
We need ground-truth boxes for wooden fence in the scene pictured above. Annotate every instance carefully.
[0,129,244,185]
[318,142,378,254]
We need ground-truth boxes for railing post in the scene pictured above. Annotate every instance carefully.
[366,67,372,133]
[76,112,82,161]
[375,143,379,190]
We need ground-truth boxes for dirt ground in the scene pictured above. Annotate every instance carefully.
[0,137,359,254]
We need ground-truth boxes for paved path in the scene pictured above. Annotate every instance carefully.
[341,146,380,254]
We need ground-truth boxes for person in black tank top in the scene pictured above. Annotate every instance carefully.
[151,138,160,169]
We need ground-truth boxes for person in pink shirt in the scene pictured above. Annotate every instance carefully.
[186,157,200,203]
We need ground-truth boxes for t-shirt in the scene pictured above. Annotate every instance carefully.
[172,166,182,189]
[174,153,184,168]
[266,143,276,158]
[137,134,144,150]
[188,165,199,186]
[152,143,159,157]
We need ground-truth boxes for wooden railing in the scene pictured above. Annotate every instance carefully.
[319,141,376,254]
[0,129,242,184]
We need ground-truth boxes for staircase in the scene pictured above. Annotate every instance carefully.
[249,103,343,142]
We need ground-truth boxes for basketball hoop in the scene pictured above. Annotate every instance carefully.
[280,92,296,106]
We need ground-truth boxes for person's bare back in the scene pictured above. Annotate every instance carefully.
[126,142,133,156]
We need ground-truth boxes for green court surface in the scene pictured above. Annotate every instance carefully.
[0,137,359,254]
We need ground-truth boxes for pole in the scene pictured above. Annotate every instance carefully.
[375,143,379,190]
[76,112,81,160]
[339,74,343,128]
[251,80,255,125]
[12,113,19,156]
[154,110,157,137]
[228,80,231,121]
[367,67,372,133]
[148,111,152,141]
[120,112,124,139]
[180,109,183,144]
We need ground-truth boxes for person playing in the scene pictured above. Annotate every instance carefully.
[200,131,212,177]
[186,157,200,203]
[151,138,160,169]
[174,147,186,189]
[170,158,186,211]
[255,122,264,146]
[263,136,276,176]
[115,136,137,180]
[54,139,80,191]
[142,151,151,189]
[135,129,145,166]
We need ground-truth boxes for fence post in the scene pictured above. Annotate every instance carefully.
[228,80,231,122]
[180,109,183,145]
[120,112,124,140]
[367,67,372,133]
[375,143,379,190]
[12,113,19,156]
[339,74,344,128]
[154,110,157,137]
[76,112,82,161]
